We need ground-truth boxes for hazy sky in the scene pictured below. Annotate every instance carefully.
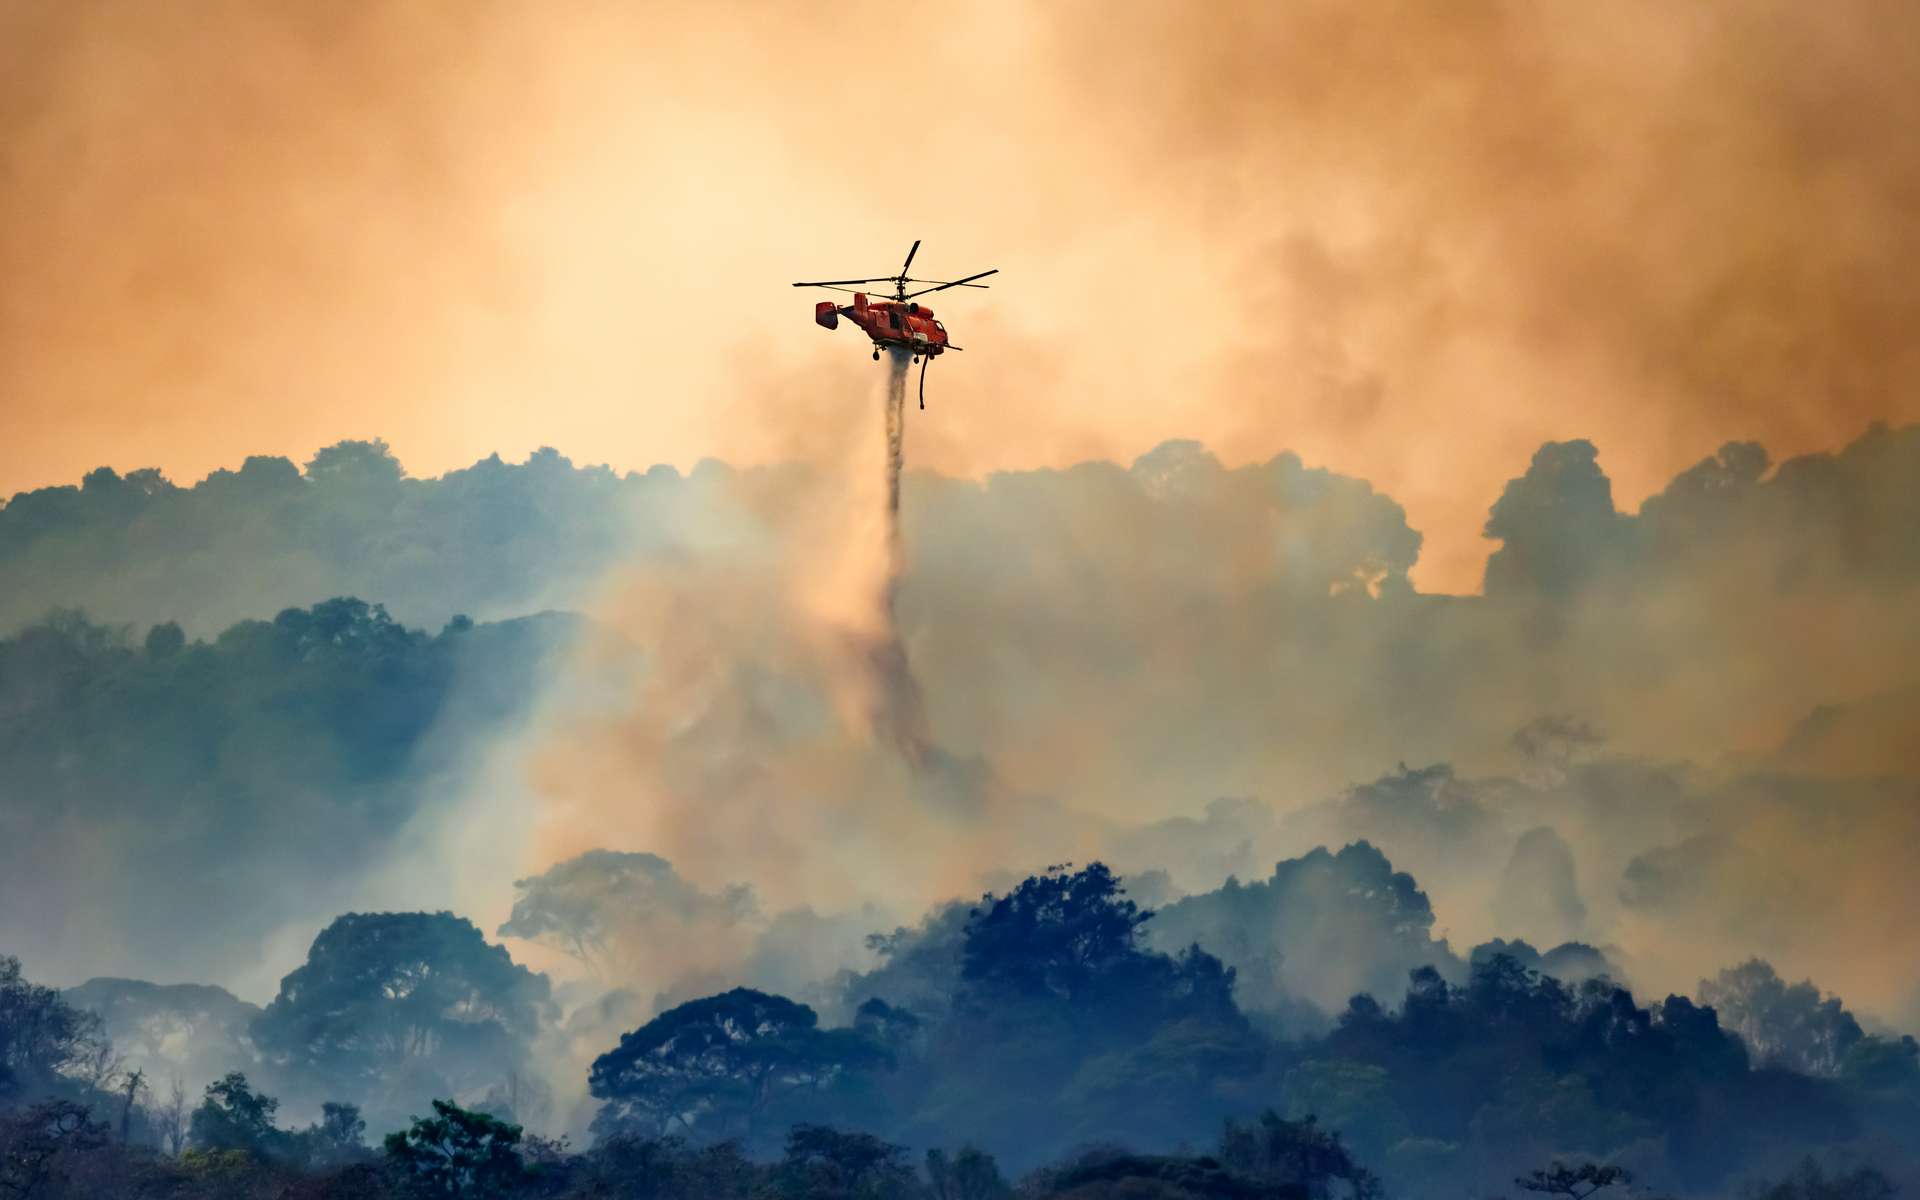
[4,0,1916,592]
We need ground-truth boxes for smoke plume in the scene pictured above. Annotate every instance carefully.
[12,2,1918,592]
[517,353,1067,944]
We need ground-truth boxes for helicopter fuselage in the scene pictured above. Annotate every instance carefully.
[814,293,954,357]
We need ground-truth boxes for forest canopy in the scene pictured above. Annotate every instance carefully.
[3,426,1918,1198]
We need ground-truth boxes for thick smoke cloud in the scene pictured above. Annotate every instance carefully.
[1491,827,1588,948]
[1147,842,1456,1023]
[0,414,1913,1051]
[1037,0,1920,585]
[59,979,260,1100]
[5,424,1915,1030]
[503,423,1916,1030]
[7,2,1918,592]
[513,435,1435,935]
[1285,751,1920,1030]
[496,851,760,985]
[5,4,1919,1185]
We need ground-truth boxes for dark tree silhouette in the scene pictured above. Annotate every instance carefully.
[925,1144,1012,1200]
[253,912,553,1109]
[311,1102,367,1161]
[383,1100,524,1199]
[1482,440,1630,597]
[188,1072,283,1157]
[1515,1161,1632,1200]
[1217,1112,1381,1200]
[304,439,405,491]
[0,958,109,1104]
[588,989,888,1145]
[772,1125,918,1199]
[0,1101,107,1200]
[961,863,1149,1002]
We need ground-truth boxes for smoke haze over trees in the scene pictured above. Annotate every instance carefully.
[5,0,1918,1191]
[1,423,1917,1196]
[4,426,1919,1015]
[0,594,580,993]
[0,440,646,635]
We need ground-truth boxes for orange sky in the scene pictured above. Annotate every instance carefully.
[4,0,1916,593]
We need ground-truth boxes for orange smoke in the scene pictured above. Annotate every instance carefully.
[8,2,1919,592]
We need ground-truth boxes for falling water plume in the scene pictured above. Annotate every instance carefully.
[869,347,931,766]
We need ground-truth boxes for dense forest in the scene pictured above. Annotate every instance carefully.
[5,862,1918,1197]
[4,429,1916,798]
[0,599,581,990]
[3,428,1917,1197]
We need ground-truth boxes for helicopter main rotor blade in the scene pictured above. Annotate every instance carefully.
[903,269,998,299]
[898,278,991,288]
[900,239,921,277]
[794,277,900,287]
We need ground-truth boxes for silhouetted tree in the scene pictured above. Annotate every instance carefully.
[113,1069,143,1143]
[384,1099,523,1198]
[496,850,757,977]
[188,1072,284,1158]
[1036,1147,1298,1198]
[925,1145,1011,1200]
[152,1076,188,1156]
[1149,843,1454,1018]
[0,1100,107,1200]
[0,958,109,1104]
[1515,1162,1632,1200]
[1482,440,1630,597]
[588,989,888,1145]
[961,863,1147,1003]
[142,621,185,659]
[1700,960,1864,1076]
[304,439,404,491]
[1838,1033,1920,1092]
[1217,1112,1380,1200]
[309,1102,367,1163]
[772,1125,918,1199]
[253,912,553,1114]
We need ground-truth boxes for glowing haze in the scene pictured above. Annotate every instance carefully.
[6,1,1919,591]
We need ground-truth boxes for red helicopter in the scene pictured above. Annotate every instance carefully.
[794,240,997,408]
